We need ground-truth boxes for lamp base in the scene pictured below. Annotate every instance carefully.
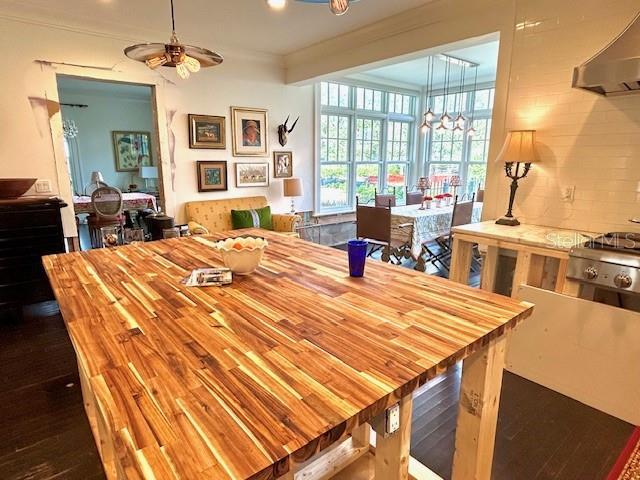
[495,216,521,226]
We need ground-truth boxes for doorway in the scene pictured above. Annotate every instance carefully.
[56,76,165,250]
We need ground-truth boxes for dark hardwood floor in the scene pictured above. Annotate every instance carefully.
[0,302,632,479]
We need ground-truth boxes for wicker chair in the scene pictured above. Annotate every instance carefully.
[405,186,423,206]
[88,187,125,248]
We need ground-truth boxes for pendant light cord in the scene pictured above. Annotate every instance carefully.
[170,0,176,33]
[470,65,479,124]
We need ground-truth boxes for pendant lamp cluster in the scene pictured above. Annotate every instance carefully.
[124,0,223,80]
[420,55,479,137]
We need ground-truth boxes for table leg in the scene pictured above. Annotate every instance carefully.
[374,394,413,480]
[452,335,507,480]
[479,245,498,292]
[449,237,473,284]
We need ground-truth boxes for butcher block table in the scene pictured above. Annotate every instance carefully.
[43,229,533,480]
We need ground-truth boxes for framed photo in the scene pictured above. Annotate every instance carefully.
[231,106,268,157]
[235,162,269,188]
[273,151,293,178]
[112,131,152,172]
[188,114,225,149]
[197,161,228,192]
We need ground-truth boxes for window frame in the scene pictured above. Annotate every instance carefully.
[315,80,419,214]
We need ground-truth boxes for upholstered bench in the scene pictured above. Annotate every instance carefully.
[185,196,301,236]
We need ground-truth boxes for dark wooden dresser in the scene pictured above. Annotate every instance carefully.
[0,197,67,312]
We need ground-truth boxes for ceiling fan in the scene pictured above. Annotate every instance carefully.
[267,0,359,16]
[124,0,222,79]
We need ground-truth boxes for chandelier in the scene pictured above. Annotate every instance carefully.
[267,0,358,16]
[63,119,78,139]
[124,0,222,80]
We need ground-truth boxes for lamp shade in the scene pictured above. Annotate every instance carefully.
[283,178,303,197]
[139,166,158,179]
[496,130,539,164]
[90,171,104,184]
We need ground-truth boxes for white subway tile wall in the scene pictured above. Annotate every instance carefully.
[497,0,640,234]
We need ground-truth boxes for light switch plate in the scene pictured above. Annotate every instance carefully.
[386,403,400,434]
[35,179,52,193]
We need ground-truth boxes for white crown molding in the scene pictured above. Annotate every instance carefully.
[0,11,284,66]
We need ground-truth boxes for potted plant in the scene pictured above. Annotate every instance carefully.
[434,194,444,207]
[443,192,453,206]
[422,195,433,209]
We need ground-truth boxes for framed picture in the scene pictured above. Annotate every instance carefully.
[273,151,293,178]
[189,114,225,149]
[112,131,153,172]
[231,106,268,157]
[235,162,269,188]
[197,161,228,192]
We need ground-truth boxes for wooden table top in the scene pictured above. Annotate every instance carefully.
[43,229,533,480]
[452,221,595,251]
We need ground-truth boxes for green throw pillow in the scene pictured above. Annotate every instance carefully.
[231,206,273,230]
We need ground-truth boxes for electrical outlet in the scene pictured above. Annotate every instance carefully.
[386,403,400,434]
[35,179,52,193]
[561,185,575,202]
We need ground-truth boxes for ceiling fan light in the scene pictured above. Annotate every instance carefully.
[183,55,201,73]
[176,62,190,79]
[266,0,287,9]
[329,0,349,15]
[145,55,168,69]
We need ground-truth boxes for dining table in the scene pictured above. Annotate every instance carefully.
[72,192,157,215]
[43,229,533,480]
[391,202,483,265]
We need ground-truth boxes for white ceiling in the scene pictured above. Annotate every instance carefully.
[346,41,499,89]
[0,0,435,56]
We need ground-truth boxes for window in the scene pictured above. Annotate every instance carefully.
[424,86,495,195]
[317,82,417,212]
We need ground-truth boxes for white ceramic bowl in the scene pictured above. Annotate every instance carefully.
[214,237,268,275]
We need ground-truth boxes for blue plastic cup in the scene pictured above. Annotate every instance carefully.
[347,240,368,277]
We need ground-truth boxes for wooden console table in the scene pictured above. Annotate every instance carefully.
[449,221,594,296]
[44,230,532,479]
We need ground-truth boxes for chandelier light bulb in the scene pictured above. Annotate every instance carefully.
[440,112,452,128]
[266,0,287,9]
[176,62,190,79]
[454,113,466,128]
[424,108,435,122]
[183,55,201,73]
[420,120,431,133]
[436,121,448,131]
[329,0,349,15]
[467,127,477,137]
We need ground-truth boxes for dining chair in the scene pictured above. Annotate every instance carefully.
[432,193,478,271]
[374,188,397,207]
[356,197,406,264]
[88,186,125,248]
[405,186,423,206]
[476,188,485,202]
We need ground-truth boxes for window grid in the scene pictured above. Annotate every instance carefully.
[424,87,495,193]
[318,82,417,213]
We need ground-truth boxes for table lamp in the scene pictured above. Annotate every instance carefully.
[283,177,303,215]
[139,166,158,191]
[495,130,539,226]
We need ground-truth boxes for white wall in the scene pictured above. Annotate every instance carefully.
[60,89,155,193]
[0,17,314,236]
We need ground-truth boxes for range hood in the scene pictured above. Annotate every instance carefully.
[572,11,640,96]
